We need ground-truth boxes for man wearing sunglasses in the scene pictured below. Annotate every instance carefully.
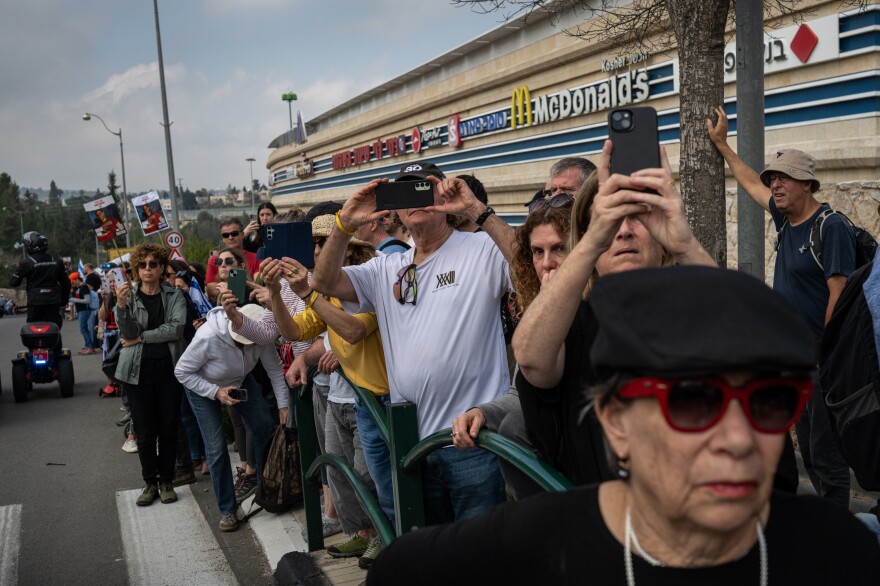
[708,106,856,507]
[205,219,260,284]
[523,156,596,213]
[313,160,517,527]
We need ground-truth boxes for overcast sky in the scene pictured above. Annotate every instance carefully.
[0,0,510,195]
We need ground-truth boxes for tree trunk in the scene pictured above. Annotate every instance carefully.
[665,0,731,266]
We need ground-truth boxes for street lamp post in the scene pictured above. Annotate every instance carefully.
[4,207,26,258]
[152,0,181,231]
[282,92,297,130]
[82,112,131,247]
[246,157,256,214]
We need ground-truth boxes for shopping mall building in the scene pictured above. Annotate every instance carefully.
[267,1,878,270]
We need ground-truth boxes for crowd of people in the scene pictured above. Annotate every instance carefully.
[9,107,880,582]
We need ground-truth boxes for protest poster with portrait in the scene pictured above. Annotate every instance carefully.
[83,197,127,243]
[131,191,170,236]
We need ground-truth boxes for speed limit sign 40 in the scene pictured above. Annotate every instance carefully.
[165,231,183,249]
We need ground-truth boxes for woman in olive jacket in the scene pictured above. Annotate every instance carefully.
[114,243,187,506]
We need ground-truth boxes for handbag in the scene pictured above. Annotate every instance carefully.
[101,338,122,383]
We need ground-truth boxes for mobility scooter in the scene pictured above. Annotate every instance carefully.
[12,322,74,402]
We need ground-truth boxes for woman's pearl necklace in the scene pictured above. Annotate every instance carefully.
[623,504,767,586]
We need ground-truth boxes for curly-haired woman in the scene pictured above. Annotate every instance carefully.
[114,243,187,506]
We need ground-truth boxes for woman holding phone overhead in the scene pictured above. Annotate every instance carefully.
[114,243,187,507]
[243,202,279,253]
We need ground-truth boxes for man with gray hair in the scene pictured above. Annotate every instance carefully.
[708,105,856,507]
[524,156,596,211]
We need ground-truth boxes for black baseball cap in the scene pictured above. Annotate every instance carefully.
[305,201,343,222]
[395,161,446,182]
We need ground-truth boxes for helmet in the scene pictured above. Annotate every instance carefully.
[22,231,48,253]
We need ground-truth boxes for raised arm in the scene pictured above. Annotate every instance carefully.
[312,179,388,301]
[707,106,771,211]
[430,176,515,261]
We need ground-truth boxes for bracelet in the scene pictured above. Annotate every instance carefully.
[305,290,319,309]
[335,211,356,236]
[475,206,495,227]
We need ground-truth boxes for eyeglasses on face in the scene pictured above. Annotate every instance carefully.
[164,271,176,279]
[528,192,575,214]
[314,237,327,249]
[137,261,160,270]
[221,230,241,239]
[767,173,793,184]
[213,257,237,267]
[393,263,417,305]
[618,376,812,434]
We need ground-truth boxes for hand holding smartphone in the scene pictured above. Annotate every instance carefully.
[228,388,248,402]
[227,269,247,304]
[261,222,315,268]
[375,181,434,211]
[607,107,661,187]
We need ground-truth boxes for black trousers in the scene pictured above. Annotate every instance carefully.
[125,357,182,485]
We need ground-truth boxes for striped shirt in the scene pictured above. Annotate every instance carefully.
[232,279,314,356]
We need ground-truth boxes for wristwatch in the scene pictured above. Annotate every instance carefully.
[475,206,495,227]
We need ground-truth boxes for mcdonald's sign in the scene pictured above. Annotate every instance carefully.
[511,84,532,129]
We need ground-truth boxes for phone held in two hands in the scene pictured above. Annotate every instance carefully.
[261,222,314,268]
[375,180,434,211]
[607,106,660,190]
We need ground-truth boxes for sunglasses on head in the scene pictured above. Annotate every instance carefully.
[213,257,237,267]
[221,230,241,239]
[619,376,812,434]
[528,192,575,214]
[137,261,160,269]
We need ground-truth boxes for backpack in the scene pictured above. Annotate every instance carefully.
[377,238,411,252]
[819,260,880,491]
[254,424,303,513]
[776,207,877,270]
[88,289,101,310]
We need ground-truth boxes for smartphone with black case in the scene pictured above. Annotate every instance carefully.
[261,222,315,268]
[228,388,248,402]
[228,268,247,304]
[375,180,434,211]
[608,107,661,184]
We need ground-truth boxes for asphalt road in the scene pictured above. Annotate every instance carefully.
[0,313,275,585]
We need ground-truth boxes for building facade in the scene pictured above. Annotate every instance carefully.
[268,1,879,273]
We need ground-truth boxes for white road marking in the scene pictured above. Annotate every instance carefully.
[0,504,22,586]
[241,494,308,571]
[116,485,238,586]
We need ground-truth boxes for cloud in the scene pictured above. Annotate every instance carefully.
[80,62,187,106]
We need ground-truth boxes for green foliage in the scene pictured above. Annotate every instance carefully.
[107,171,118,199]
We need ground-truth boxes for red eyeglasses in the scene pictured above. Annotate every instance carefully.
[619,376,813,434]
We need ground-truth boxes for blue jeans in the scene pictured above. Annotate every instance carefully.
[77,309,93,349]
[354,394,395,526]
[87,309,98,349]
[185,375,275,515]
[422,447,505,526]
[181,392,206,461]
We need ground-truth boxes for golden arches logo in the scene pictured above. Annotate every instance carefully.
[511,84,532,129]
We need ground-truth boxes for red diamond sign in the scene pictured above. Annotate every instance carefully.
[790,24,818,63]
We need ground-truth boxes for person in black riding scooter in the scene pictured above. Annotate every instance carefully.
[9,231,70,351]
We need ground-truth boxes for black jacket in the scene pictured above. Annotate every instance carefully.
[9,252,71,306]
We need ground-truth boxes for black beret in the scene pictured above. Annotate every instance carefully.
[588,266,817,379]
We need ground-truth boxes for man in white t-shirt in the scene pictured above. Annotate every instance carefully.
[313,160,515,525]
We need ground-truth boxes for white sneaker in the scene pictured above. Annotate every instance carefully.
[122,439,138,453]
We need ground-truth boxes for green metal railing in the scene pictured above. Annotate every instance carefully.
[293,368,573,551]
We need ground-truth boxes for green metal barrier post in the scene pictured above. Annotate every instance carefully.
[388,402,425,535]
[294,376,325,552]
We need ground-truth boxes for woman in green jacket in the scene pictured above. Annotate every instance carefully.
[114,243,187,506]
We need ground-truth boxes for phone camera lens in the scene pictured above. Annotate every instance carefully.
[611,112,623,122]
[620,118,632,129]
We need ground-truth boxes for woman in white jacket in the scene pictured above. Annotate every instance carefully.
[174,303,288,532]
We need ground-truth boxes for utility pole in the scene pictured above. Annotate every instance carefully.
[153,0,180,231]
[246,157,256,214]
[735,1,766,280]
